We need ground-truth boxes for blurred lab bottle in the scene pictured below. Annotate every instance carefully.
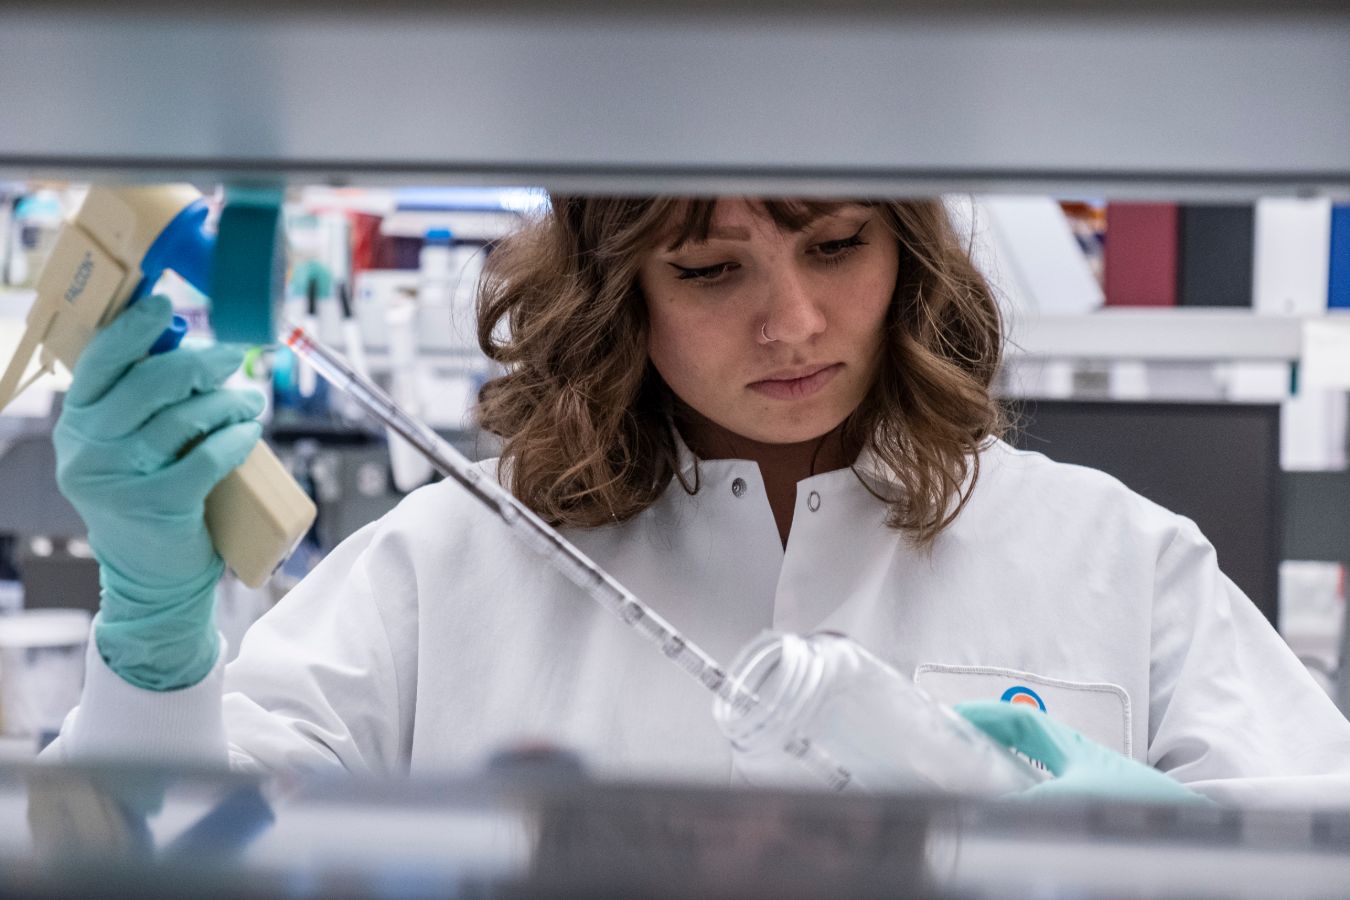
[385,293,434,492]
[6,191,64,288]
[418,228,456,346]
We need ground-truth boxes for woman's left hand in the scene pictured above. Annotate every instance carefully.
[955,700,1212,805]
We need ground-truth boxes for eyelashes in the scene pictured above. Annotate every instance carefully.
[815,229,869,264]
[668,224,870,285]
[673,261,738,282]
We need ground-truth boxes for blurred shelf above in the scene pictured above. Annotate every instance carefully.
[1,4,1348,198]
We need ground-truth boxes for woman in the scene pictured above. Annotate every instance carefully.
[50,196,1350,806]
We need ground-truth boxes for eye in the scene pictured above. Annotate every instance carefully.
[669,261,739,283]
[812,224,869,263]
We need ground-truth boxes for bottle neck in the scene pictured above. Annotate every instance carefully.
[714,631,828,752]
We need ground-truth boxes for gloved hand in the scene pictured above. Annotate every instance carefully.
[54,294,264,692]
[955,700,1211,805]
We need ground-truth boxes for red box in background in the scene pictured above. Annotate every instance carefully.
[1104,203,1179,307]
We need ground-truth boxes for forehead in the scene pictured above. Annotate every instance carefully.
[657,198,869,251]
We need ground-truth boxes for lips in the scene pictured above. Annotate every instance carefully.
[748,363,843,401]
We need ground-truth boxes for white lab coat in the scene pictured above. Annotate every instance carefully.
[54,438,1350,806]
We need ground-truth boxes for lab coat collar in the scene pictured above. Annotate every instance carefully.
[668,423,1001,512]
[670,426,700,479]
[667,422,903,492]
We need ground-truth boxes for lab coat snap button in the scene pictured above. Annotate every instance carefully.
[807,491,821,512]
[731,477,747,498]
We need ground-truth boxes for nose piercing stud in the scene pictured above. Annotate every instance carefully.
[761,322,776,343]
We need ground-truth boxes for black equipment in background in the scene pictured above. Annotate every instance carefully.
[1008,400,1282,627]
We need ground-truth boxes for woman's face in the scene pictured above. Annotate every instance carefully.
[638,199,899,445]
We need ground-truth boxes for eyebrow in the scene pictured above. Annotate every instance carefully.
[701,226,751,242]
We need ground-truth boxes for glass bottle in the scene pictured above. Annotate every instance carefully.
[713,631,1043,796]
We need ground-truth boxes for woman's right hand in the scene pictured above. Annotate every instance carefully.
[53,294,264,691]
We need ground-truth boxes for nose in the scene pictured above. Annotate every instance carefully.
[760,267,826,345]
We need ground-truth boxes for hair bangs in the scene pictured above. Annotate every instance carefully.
[661,198,865,251]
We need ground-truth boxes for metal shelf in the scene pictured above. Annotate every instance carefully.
[1,3,1348,197]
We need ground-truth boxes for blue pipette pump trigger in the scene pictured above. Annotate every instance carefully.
[149,314,189,355]
[125,198,213,355]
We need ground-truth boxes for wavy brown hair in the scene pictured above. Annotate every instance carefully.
[476,196,1006,545]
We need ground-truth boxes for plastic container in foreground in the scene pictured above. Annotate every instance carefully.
[713,631,1044,796]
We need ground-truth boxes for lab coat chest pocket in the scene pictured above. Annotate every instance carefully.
[914,664,1134,759]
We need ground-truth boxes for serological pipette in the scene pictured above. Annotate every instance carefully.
[280,324,856,791]
[281,327,742,696]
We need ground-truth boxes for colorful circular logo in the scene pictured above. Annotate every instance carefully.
[1000,685,1046,712]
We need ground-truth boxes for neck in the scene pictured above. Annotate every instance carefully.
[677,409,857,548]
[681,417,852,474]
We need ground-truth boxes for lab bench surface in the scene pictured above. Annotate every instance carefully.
[2,760,1350,898]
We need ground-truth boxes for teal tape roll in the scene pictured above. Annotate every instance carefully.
[211,187,285,345]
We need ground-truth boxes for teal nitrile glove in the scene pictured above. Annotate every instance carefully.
[955,700,1211,805]
[53,294,264,691]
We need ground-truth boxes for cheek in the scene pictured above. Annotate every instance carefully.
[646,296,744,404]
[646,297,710,386]
[847,252,898,334]
[646,311,684,381]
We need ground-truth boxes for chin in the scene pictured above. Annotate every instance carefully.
[741,413,850,446]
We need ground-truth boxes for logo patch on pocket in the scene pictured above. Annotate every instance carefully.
[915,663,1133,758]
[1000,685,1047,712]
